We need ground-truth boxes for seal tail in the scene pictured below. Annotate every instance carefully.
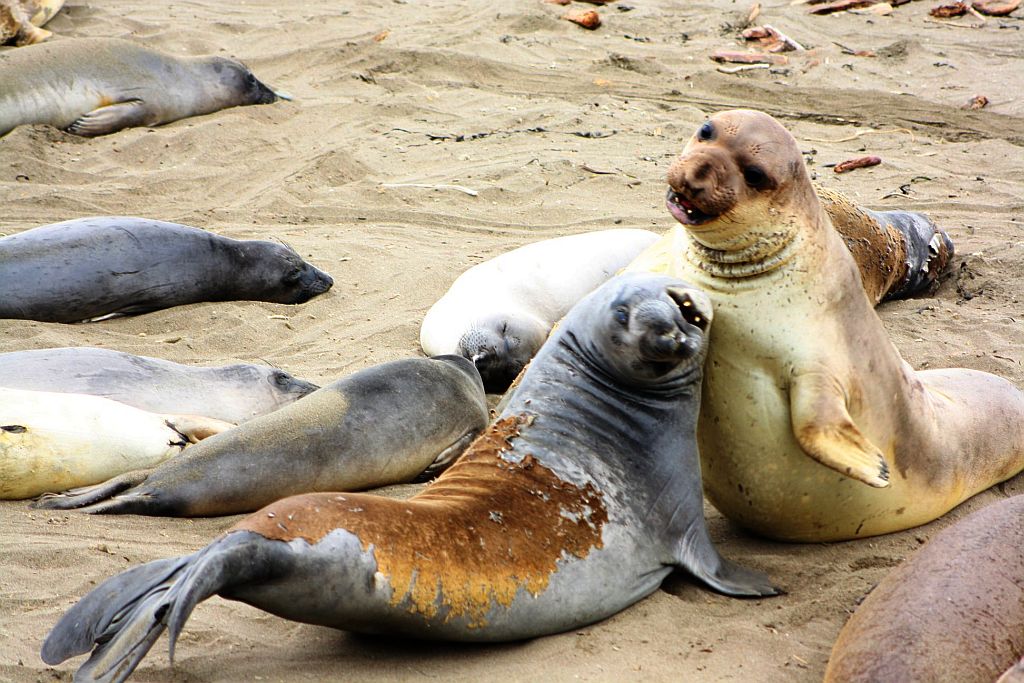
[42,532,284,683]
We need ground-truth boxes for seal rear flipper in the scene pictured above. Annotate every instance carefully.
[789,369,890,488]
[65,100,150,137]
[41,555,190,667]
[30,469,153,510]
[43,532,290,682]
[869,209,955,302]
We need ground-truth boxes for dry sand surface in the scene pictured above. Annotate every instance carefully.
[2,0,1023,680]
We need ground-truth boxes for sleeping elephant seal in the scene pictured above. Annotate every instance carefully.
[825,495,1024,683]
[419,228,660,393]
[0,0,63,46]
[34,355,489,516]
[0,347,317,424]
[41,273,779,681]
[0,217,333,323]
[626,109,1024,541]
[0,37,286,137]
[0,388,232,500]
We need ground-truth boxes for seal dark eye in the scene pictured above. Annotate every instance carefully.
[743,165,769,189]
[698,121,715,141]
[272,371,290,386]
[613,307,629,326]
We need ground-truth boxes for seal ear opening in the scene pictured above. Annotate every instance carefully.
[666,286,712,332]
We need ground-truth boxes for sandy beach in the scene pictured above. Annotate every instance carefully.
[1,0,1023,680]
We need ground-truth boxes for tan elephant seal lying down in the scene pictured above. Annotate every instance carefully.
[628,109,1024,541]
[0,37,289,137]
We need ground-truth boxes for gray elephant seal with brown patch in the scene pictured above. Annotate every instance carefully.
[825,495,1024,683]
[0,347,317,424]
[0,37,286,137]
[34,355,489,516]
[0,216,333,323]
[41,272,778,682]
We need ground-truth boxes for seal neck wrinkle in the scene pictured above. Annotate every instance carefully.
[684,211,803,280]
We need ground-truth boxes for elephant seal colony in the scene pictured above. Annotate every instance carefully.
[0,37,286,137]
[0,347,317,424]
[627,109,1024,541]
[0,388,232,499]
[0,0,63,46]
[41,273,779,681]
[34,356,489,515]
[0,217,334,323]
[420,228,660,392]
[824,495,1024,683]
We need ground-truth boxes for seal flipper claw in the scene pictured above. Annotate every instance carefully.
[790,370,890,488]
[65,100,149,137]
[31,469,153,510]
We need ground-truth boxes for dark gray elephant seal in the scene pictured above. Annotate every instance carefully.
[0,216,333,323]
[0,37,286,137]
[34,355,489,516]
[41,272,779,682]
[0,347,317,424]
[825,495,1024,683]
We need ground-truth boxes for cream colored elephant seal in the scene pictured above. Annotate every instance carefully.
[0,388,232,500]
[627,109,1024,541]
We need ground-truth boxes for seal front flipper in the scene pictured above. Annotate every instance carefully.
[164,414,236,443]
[412,427,481,482]
[789,369,890,488]
[30,468,153,510]
[65,100,150,137]
[675,523,781,597]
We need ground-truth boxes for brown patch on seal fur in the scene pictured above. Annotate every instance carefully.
[231,415,608,627]
[815,184,908,305]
